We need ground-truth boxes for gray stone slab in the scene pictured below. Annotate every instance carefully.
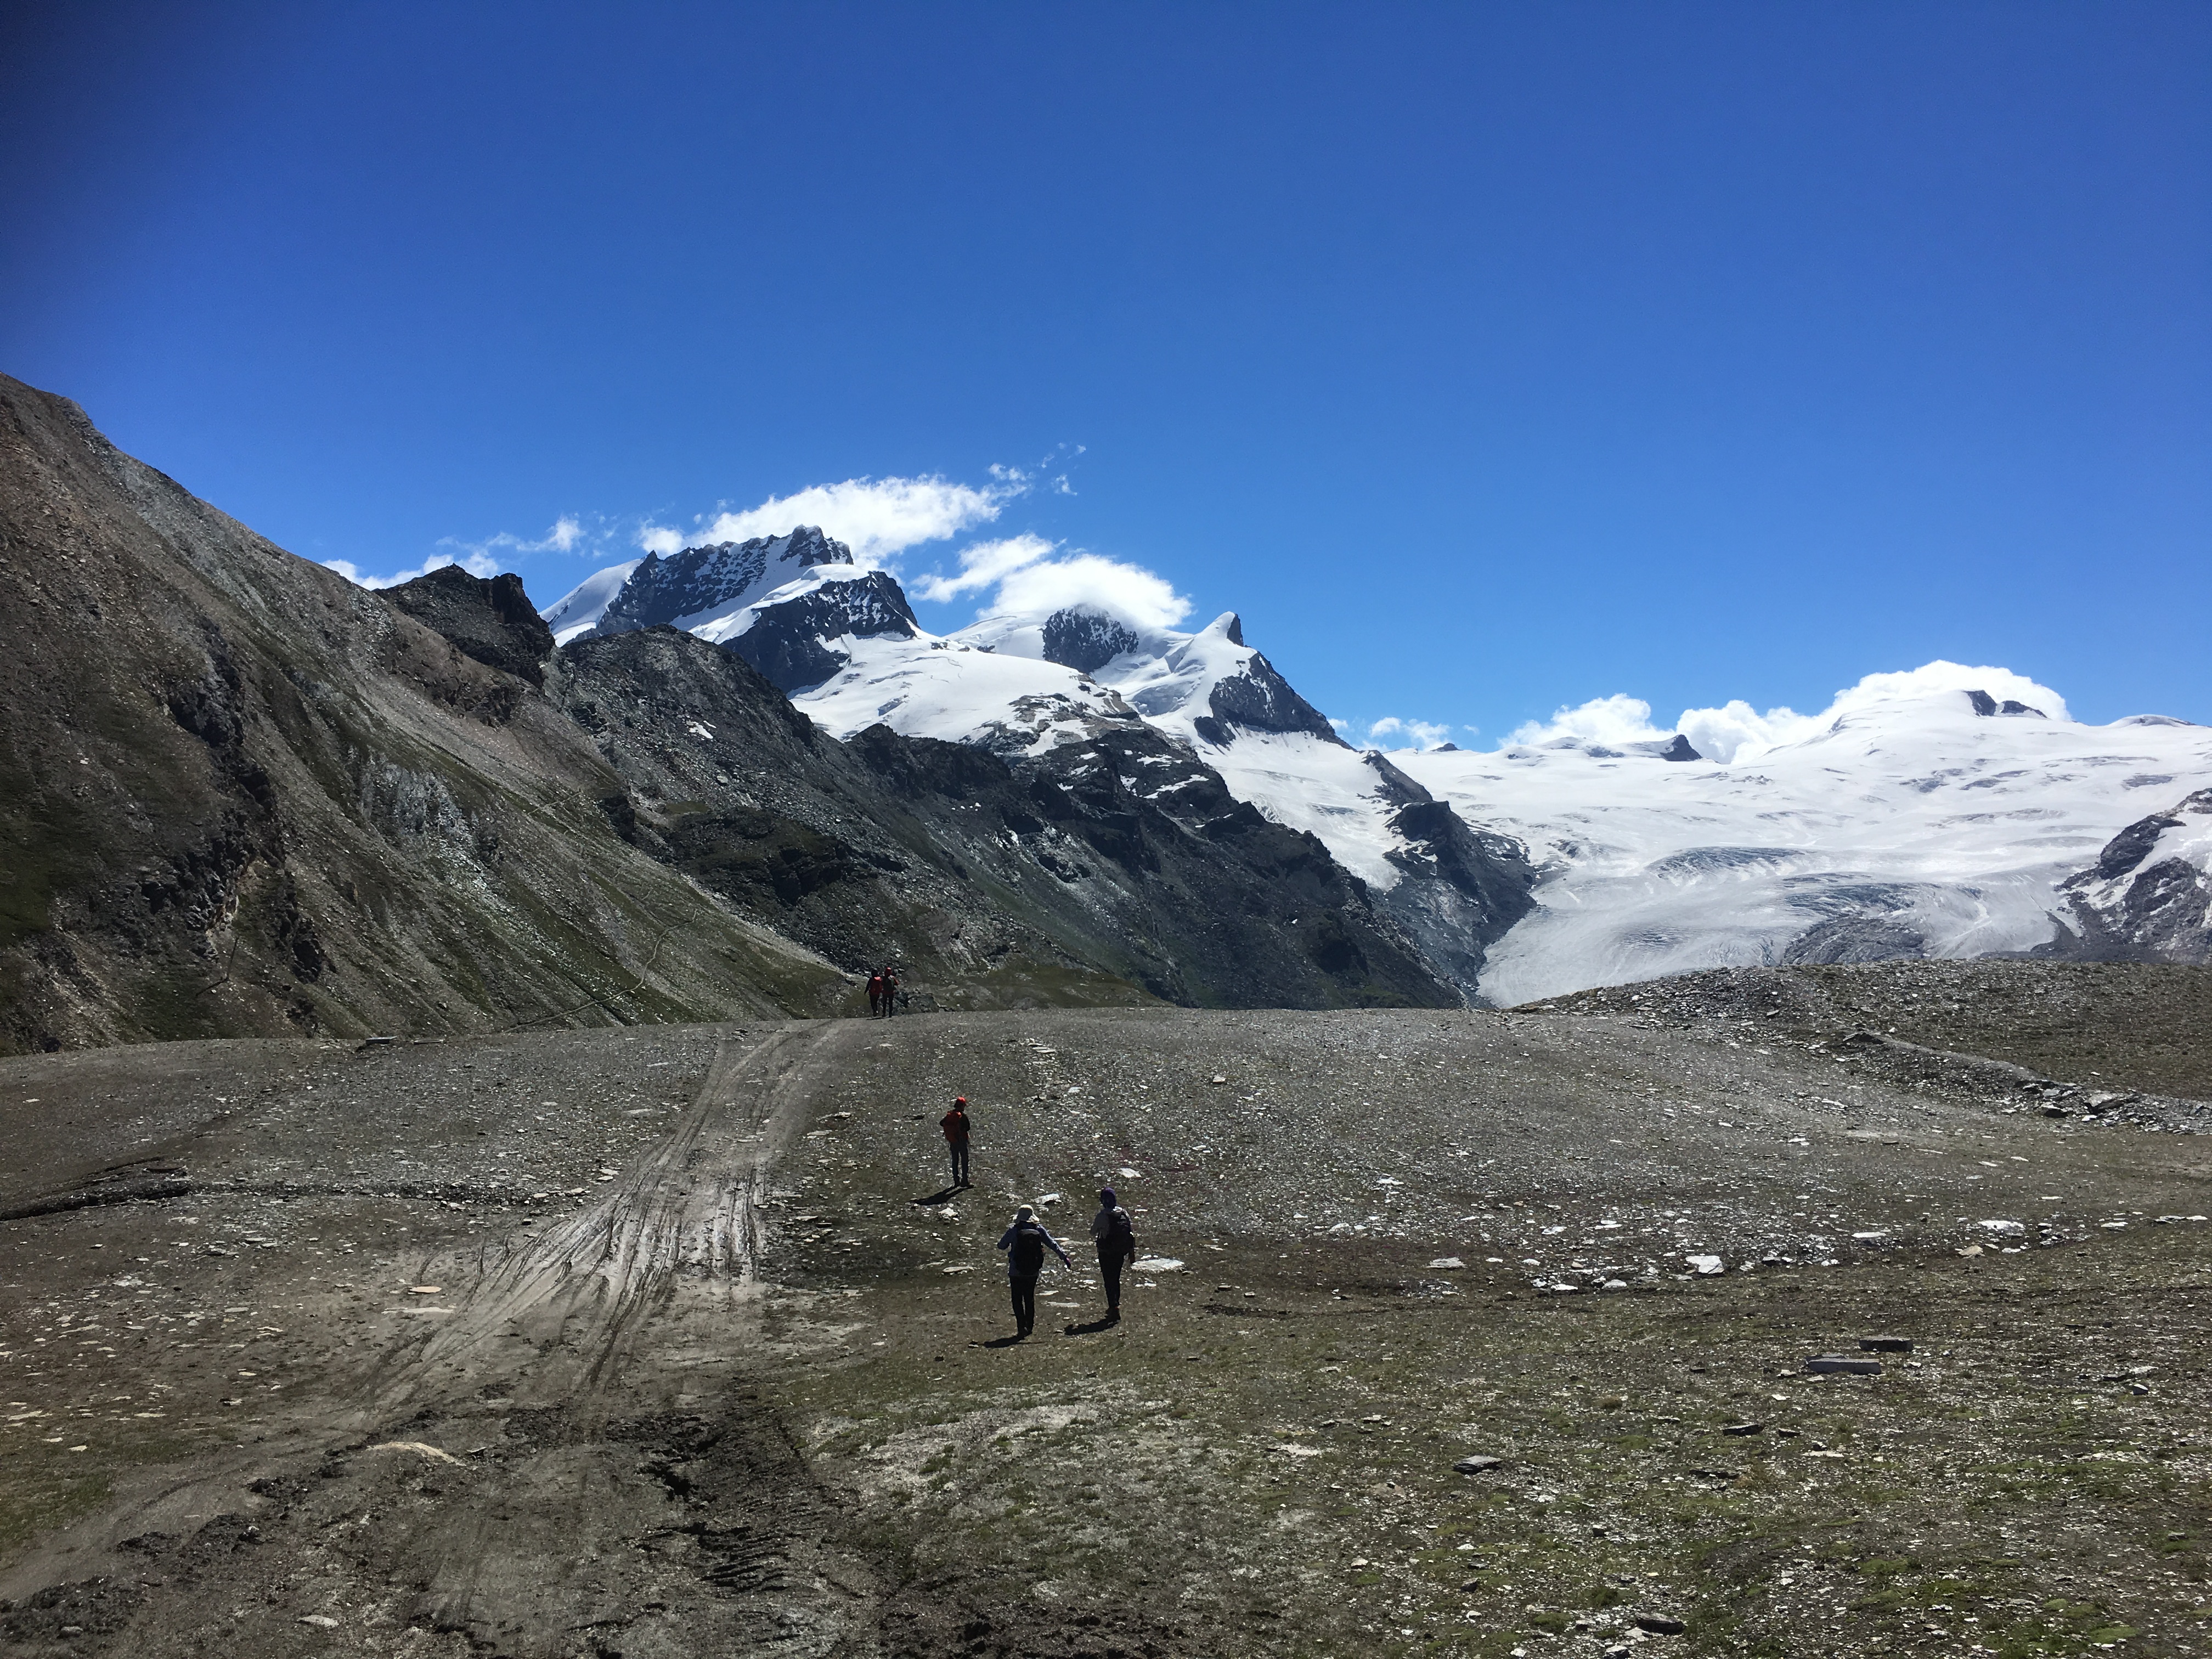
[1807,1353,1883,1375]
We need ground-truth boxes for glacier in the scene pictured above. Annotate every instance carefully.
[543,532,2212,1003]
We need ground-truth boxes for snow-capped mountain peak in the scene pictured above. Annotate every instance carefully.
[542,525,927,690]
[541,559,640,645]
[591,525,851,640]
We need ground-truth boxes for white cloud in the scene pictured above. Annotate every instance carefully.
[1508,693,1672,751]
[989,551,1192,630]
[1367,716,1455,751]
[1678,661,2069,764]
[324,516,588,590]
[324,548,500,590]
[910,534,1059,602]
[1509,661,2072,765]
[636,524,684,556]
[692,475,1013,566]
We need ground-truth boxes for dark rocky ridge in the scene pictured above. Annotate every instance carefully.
[1965,687,2046,718]
[724,569,918,692]
[1040,605,1139,674]
[385,564,555,686]
[553,627,1458,1011]
[2042,788,2212,966]
[1192,617,1345,746]
[1358,754,1538,1000]
[588,560,1537,995]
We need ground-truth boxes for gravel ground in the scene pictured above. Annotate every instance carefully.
[0,965,2207,1658]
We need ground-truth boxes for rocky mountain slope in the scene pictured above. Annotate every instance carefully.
[0,373,851,1052]
[2049,787,2212,965]
[551,557,1542,997]
[0,374,1456,1051]
[541,624,1454,1011]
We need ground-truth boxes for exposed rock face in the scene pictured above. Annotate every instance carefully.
[1190,627,1345,746]
[553,628,1457,1011]
[549,628,1120,1002]
[1007,722,1455,1008]
[726,571,917,692]
[1041,607,1140,674]
[1782,916,1928,964]
[385,566,555,685]
[1352,755,1538,1001]
[588,528,849,636]
[0,373,841,1052]
[2047,789,2212,965]
[1383,801,1538,999]
[1965,688,2046,718]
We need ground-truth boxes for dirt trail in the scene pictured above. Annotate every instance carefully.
[2,1019,888,1659]
[370,1020,821,1416]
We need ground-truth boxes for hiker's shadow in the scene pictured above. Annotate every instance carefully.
[978,1334,1027,1349]
[1061,1316,1118,1337]
[912,1187,962,1207]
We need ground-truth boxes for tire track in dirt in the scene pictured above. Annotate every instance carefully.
[321,1018,889,1657]
[362,1019,826,1418]
[3,1019,897,1659]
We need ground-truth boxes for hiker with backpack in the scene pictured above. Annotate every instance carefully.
[866,969,886,1018]
[1089,1186,1137,1322]
[939,1097,972,1189]
[996,1204,1073,1339]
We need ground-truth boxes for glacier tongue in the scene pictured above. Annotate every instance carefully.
[1390,689,2212,1005]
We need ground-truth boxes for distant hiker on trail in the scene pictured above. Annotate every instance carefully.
[866,969,886,1017]
[883,967,901,1015]
[940,1097,972,1188]
[996,1204,1072,1339]
[1089,1187,1137,1323]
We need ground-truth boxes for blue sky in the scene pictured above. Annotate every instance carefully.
[3,2,2207,742]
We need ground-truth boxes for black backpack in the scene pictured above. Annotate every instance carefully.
[1108,1206,1136,1262]
[1009,1222,1047,1275]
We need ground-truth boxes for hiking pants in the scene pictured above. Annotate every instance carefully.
[1009,1273,1038,1334]
[948,1141,970,1186]
[1098,1246,1125,1314]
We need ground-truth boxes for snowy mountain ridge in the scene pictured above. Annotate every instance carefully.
[543,537,2212,1001]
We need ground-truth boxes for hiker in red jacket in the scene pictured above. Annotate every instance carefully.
[866,969,885,1017]
[940,1097,972,1189]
